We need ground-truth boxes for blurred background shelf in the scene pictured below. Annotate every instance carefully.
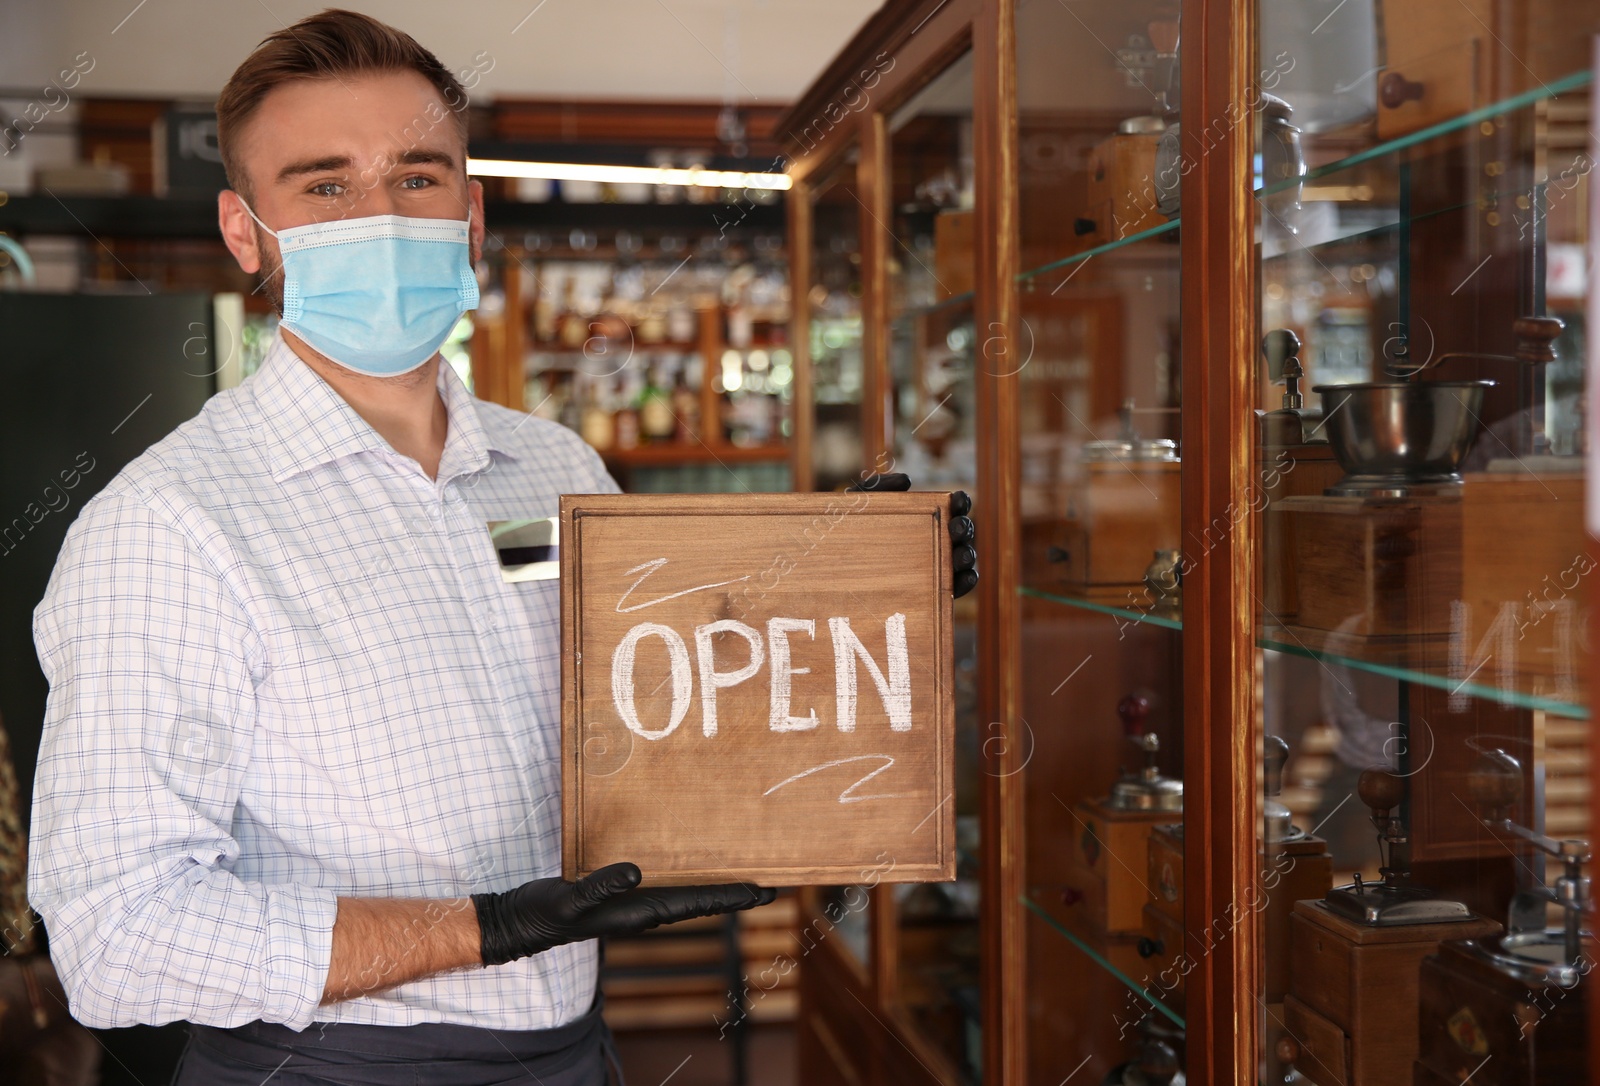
[602,441,790,467]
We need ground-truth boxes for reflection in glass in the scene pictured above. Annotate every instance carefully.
[1013,0,1188,1080]
[805,152,876,977]
[886,50,984,1083]
[1254,4,1593,1082]
[809,155,866,492]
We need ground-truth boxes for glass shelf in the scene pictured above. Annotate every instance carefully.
[1259,198,1478,261]
[1013,71,1592,289]
[1020,587,1590,720]
[1258,68,1594,199]
[1259,628,1590,721]
[1021,892,1186,1030]
[1020,585,1182,632]
[1017,219,1181,286]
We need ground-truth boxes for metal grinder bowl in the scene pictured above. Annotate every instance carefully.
[1312,380,1496,497]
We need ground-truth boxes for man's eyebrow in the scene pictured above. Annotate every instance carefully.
[394,148,458,170]
[276,155,355,184]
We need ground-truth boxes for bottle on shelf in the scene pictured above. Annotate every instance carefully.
[769,388,789,443]
[556,384,581,435]
[726,303,753,349]
[638,361,676,444]
[557,278,588,351]
[532,278,558,343]
[671,356,701,444]
[667,302,696,344]
[612,375,640,451]
[637,308,667,345]
[578,375,614,451]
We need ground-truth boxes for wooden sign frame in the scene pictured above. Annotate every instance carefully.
[560,492,955,886]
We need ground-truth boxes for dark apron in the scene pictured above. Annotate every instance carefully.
[171,994,623,1086]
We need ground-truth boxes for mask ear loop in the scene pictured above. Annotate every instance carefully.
[236,197,280,239]
[234,197,295,316]
[460,206,479,309]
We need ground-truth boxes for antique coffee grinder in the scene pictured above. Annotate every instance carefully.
[1065,695,1183,938]
[1283,768,1499,1086]
[1257,738,1335,1084]
[1322,767,1476,925]
[1257,329,1323,447]
[1138,736,1332,1025]
[1254,738,1331,991]
[1412,749,1591,1085]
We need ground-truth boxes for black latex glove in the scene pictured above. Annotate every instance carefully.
[849,472,978,598]
[472,862,775,966]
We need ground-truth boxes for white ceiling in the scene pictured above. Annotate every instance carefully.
[1,0,883,104]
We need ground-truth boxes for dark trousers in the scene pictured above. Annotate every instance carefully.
[170,996,621,1086]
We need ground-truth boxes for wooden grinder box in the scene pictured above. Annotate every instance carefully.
[1058,459,1181,599]
[560,493,956,886]
[1284,900,1500,1086]
[1081,131,1164,246]
[1064,798,1171,936]
[1278,494,1460,655]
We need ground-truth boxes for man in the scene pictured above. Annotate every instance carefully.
[28,10,978,1083]
[25,12,781,1085]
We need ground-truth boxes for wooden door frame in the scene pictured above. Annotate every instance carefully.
[788,180,816,493]
[972,1,1025,1084]
[1178,0,1259,1082]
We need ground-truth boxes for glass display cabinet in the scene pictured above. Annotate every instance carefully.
[1253,6,1596,1086]
[780,0,1597,1082]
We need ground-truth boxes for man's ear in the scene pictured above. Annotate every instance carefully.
[218,190,262,274]
[467,178,486,264]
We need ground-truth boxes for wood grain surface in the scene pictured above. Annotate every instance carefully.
[561,492,955,886]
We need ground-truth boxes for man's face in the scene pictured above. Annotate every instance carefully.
[218,69,486,313]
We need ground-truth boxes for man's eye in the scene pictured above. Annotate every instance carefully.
[310,181,344,198]
[400,175,433,190]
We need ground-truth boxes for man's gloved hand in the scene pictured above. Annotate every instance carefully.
[472,862,775,966]
[848,472,978,598]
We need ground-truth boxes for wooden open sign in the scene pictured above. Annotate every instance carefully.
[560,492,955,886]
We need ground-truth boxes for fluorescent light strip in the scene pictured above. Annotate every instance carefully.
[467,158,792,191]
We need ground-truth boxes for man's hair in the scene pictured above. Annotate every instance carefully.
[215,8,469,197]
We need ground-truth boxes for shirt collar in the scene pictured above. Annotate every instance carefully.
[434,345,512,483]
[254,333,515,484]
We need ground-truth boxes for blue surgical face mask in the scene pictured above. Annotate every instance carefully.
[242,201,479,377]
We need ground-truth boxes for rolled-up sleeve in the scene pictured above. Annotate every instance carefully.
[27,485,336,1030]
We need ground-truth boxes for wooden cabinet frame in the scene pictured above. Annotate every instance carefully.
[782,0,1264,1081]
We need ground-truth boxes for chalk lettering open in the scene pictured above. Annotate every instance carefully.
[610,614,912,740]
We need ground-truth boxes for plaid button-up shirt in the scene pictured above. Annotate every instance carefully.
[29,333,617,1031]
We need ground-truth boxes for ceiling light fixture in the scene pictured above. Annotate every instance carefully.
[466,158,792,191]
